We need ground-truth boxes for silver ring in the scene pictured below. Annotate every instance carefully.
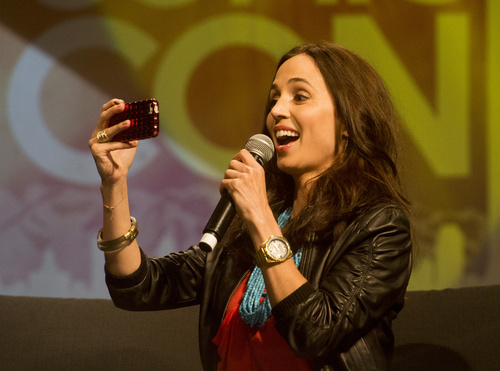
[97,130,110,143]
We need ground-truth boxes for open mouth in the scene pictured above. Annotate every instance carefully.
[276,130,299,146]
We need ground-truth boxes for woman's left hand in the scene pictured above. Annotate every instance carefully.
[222,151,307,307]
[220,149,277,243]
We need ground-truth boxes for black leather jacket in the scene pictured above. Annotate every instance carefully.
[106,204,412,370]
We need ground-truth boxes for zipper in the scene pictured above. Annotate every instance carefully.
[299,232,314,279]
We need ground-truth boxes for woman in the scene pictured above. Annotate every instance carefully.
[89,42,412,370]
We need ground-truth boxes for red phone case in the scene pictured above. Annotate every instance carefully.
[108,99,160,142]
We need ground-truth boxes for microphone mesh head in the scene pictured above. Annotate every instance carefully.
[245,134,275,163]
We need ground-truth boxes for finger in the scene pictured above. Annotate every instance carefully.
[234,149,261,167]
[219,177,238,195]
[89,135,138,156]
[220,165,245,189]
[101,98,124,112]
[97,100,126,131]
[94,120,133,144]
[107,119,133,139]
[224,167,246,182]
[227,158,247,172]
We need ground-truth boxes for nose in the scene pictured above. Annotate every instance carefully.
[269,97,288,121]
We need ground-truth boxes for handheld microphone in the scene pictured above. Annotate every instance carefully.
[198,134,275,252]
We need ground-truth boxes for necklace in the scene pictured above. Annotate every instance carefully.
[239,207,303,327]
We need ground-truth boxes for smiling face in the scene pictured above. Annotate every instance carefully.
[266,53,342,186]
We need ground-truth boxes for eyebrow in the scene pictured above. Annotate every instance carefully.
[270,77,313,92]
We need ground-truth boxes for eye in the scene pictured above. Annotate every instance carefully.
[268,92,279,108]
[267,98,277,109]
[294,93,308,102]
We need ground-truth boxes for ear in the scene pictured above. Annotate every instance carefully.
[340,130,349,159]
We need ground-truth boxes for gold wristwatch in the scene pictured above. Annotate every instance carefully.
[255,236,293,267]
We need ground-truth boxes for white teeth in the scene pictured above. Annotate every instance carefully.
[276,130,299,139]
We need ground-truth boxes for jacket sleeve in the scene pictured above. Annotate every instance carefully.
[105,245,207,311]
[272,205,412,358]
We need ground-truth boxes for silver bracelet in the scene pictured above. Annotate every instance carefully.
[97,217,139,252]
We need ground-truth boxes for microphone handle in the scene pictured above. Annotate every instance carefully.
[199,192,236,252]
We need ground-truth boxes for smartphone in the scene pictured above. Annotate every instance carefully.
[108,98,160,142]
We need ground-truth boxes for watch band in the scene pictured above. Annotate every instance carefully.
[254,236,292,267]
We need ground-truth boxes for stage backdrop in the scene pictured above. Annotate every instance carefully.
[1,0,499,298]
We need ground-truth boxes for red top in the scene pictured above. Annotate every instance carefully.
[213,273,313,371]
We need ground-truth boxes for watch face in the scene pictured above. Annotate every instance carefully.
[267,239,289,260]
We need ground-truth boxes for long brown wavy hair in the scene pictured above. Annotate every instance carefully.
[220,41,410,265]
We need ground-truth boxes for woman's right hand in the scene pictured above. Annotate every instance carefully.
[88,99,139,186]
[89,100,141,275]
